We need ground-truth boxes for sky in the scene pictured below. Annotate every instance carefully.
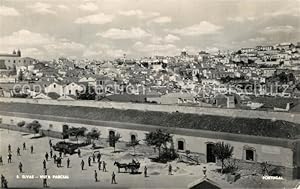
[0,0,299,60]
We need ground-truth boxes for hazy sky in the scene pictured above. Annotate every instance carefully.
[0,0,299,59]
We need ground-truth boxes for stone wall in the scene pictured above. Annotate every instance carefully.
[0,97,300,123]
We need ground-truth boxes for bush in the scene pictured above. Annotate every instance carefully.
[26,120,41,133]
[17,121,25,127]
[152,148,178,163]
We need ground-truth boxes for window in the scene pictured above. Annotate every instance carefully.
[244,146,256,162]
[178,140,184,150]
[13,60,16,63]
[246,150,254,161]
[131,134,136,143]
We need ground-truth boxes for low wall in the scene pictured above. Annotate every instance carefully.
[0,97,300,123]
[0,124,35,134]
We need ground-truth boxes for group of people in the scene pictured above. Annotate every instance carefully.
[1,142,33,188]
[0,138,174,188]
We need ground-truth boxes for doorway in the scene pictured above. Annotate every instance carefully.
[206,143,216,163]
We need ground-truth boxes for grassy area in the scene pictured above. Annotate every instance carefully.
[0,102,300,139]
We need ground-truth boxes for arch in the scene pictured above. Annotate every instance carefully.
[129,132,138,143]
[176,138,186,151]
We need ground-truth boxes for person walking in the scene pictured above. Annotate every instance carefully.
[98,161,101,171]
[77,149,81,157]
[19,162,23,173]
[168,164,172,175]
[30,145,33,154]
[50,149,53,158]
[53,154,57,163]
[144,166,148,177]
[88,157,91,166]
[7,153,12,163]
[81,160,85,170]
[97,153,101,162]
[0,156,3,165]
[92,153,95,163]
[49,139,52,148]
[17,147,20,156]
[8,144,11,153]
[111,172,117,184]
[43,178,47,188]
[23,142,26,150]
[56,157,61,168]
[45,152,49,161]
[43,160,47,170]
[94,170,98,182]
[102,161,107,172]
[67,158,70,168]
[1,175,5,188]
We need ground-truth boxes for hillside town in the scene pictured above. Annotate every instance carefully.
[1,42,300,112]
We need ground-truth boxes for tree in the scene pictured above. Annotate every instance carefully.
[213,142,234,173]
[144,129,172,158]
[108,133,121,152]
[86,128,101,143]
[67,127,87,143]
[26,120,41,136]
[17,121,25,127]
[127,139,140,155]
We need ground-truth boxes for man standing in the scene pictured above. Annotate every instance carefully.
[8,144,11,153]
[17,147,20,156]
[77,149,81,157]
[81,160,84,170]
[88,157,91,166]
[67,158,70,168]
[92,153,95,163]
[144,166,148,177]
[111,172,117,184]
[50,149,53,158]
[19,162,23,173]
[30,145,33,154]
[0,156,3,165]
[97,153,101,162]
[7,153,12,163]
[45,152,49,161]
[53,154,57,163]
[168,164,172,175]
[43,178,47,188]
[1,175,5,188]
[43,160,47,170]
[59,151,62,158]
[23,142,26,150]
[49,139,52,148]
[102,161,107,172]
[94,170,98,182]
[98,161,101,171]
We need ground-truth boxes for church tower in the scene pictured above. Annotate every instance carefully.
[17,49,21,57]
